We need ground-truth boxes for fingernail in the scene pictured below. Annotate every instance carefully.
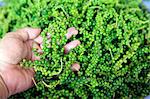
[71,63,80,72]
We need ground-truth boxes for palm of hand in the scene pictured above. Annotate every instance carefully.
[0,28,42,95]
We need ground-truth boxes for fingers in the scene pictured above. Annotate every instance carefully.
[24,41,42,61]
[18,28,43,60]
[31,52,40,61]
[45,33,51,48]
[23,30,43,60]
[34,36,43,44]
[64,40,81,54]
[23,40,33,60]
[33,42,43,53]
[64,27,81,72]
[64,27,81,54]
[16,27,41,41]
[65,27,78,39]
[71,63,80,72]
[46,33,51,39]
[0,27,42,64]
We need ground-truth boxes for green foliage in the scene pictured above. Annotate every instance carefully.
[0,0,150,98]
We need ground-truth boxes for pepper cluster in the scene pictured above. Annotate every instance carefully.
[0,0,150,98]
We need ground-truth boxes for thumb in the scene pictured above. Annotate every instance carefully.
[4,27,41,42]
[17,27,41,40]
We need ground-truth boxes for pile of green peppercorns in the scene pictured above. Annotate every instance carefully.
[0,0,150,98]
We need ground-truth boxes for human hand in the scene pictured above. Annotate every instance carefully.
[0,27,81,98]
[0,27,42,96]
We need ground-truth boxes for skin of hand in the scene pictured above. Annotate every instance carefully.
[0,27,42,96]
[0,27,80,97]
